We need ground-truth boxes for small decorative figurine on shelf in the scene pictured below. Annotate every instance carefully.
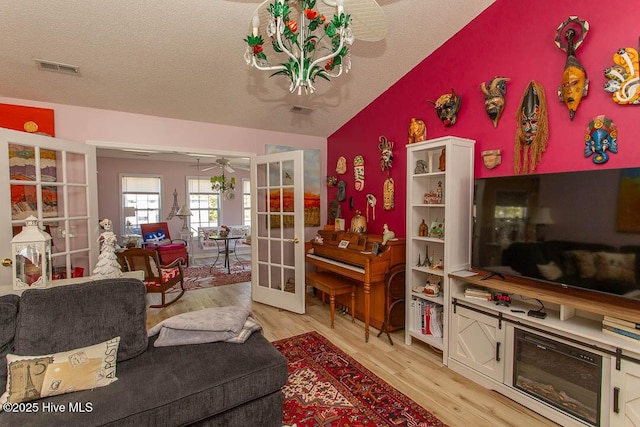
[415,160,428,174]
[350,210,367,234]
[382,223,395,245]
[555,16,590,120]
[419,219,428,236]
[439,148,446,171]
[585,115,618,164]
[430,89,461,127]
[424,275,441,297]
[423,181,443,204]
[407,118,427,144]
[314,233,324,244]
[480,76,510,128]
[378,136,394,171]
[429,220,444,239]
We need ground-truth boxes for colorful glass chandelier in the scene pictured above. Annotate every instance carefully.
[244,0,353,94]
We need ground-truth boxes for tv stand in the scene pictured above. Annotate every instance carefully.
[448,269,640,427]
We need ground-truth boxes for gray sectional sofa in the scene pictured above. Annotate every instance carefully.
[0,278,288,426]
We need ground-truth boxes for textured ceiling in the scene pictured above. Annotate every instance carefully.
[0,0,494,138]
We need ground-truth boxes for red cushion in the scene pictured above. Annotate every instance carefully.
[157,243,185,251]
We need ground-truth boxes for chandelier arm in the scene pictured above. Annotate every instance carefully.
[307,29,346,80]
[250,57,287,72]
[274,16,298,64]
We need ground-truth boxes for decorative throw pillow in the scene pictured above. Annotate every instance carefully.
[594,252,636,283]
[0,337,120,406]
[564,250,596,278]
[537,261,563,281]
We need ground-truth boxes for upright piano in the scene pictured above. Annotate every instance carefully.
[306,229,406,341]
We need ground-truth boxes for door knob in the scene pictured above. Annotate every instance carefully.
[2,258,12,267]
[285,238,300,244]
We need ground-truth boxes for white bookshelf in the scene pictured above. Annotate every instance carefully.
[404,136,475,364]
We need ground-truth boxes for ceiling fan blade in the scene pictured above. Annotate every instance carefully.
[201,165,217,172]
[224,164,235,173]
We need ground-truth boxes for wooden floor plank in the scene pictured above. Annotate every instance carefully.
[146,281,558,427]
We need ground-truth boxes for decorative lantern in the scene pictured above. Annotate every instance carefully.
[11,215,52,290]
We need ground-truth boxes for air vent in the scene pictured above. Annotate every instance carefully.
[289,105,313,114]
[35,59,81,76]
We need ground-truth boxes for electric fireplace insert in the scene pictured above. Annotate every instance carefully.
[514,329,602,426]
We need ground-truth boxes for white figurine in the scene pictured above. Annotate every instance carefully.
[91,218,123,280]
[382,223,396,245]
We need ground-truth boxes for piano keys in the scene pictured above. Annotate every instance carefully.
[306,230,405,341]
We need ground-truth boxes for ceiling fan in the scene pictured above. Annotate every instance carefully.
[189,157,238,173]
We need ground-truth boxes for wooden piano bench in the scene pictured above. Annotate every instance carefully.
[306,272,356,328]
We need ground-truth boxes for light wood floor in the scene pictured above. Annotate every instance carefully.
[146,282,558,427]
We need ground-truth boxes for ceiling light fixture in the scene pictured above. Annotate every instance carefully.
[211,170,236,200]
[244,0,353,94]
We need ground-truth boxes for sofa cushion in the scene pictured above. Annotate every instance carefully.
[0,333,288,426]
[537,261,563,281]
[1,337,120,405]
[594,252,636,283]
[14,279,147,362]
[0,295,20,392]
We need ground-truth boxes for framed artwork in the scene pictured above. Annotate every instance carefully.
[338,240,350,249]
[265,144,321,227]
[9,144,58,220]
[617,168,640,232]
[0,103,55,136]
[335,218,345,231]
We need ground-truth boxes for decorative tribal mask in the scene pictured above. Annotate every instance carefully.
[604,43,640,105]
[555,16,590,120]
[585,115,618,164]
[515,81,549,175]
[431,89,461,127]
[480,77,510,128]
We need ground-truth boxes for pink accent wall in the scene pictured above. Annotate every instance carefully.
[0,96,329,239]
[96,156,250,241]
[328,0,640,238]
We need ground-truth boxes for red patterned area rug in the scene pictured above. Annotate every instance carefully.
[273,331,447,427]
[167,263,251,292]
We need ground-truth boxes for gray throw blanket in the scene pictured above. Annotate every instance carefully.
[147,306,262,347]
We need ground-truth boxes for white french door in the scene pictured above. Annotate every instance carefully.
[0,128,99,286]
[250,150,305,314]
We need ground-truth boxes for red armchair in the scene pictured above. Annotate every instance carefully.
[140,222,189,266]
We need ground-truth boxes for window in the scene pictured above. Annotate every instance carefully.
[121,175,162,235]
[242,178,251,226]
[188,177,220,232]
[494,191,528,242]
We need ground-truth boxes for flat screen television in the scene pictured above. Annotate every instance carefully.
[473,167,640,302]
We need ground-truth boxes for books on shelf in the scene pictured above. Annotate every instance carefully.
[411,298,443,338]
[464,286,492,300]
[603,315,639,330]
[602,326,640,344]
